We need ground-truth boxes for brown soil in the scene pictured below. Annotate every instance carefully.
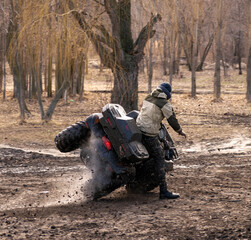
[0,69,251,239]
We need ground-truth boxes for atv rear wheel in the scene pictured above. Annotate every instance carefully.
[54,121,91,152]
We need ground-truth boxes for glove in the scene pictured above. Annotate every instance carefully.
[177,129,187,138]
[179,131,187,138]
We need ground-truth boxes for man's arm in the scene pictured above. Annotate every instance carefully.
[162,103,186,138]
[167,109,182,132]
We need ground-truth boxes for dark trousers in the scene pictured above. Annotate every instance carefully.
[142,135,166,186]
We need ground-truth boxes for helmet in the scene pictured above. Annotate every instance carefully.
[158,82,172,99]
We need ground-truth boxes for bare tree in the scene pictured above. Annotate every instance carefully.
[169,28,176,86]
[214,0,223,100]
[147,39,153,93]
[0,35,2,94]
[162,34,168,76]
[7,0,27,121]
[68,0,161,111]
[191,0,200,97]
[247,0,251,102]
[0,0,9,100]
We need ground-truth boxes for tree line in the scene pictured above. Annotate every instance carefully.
[0,0,251,121]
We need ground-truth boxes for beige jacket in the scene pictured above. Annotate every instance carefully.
[136,88,181,136]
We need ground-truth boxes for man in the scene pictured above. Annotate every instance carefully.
[136,82,186,199]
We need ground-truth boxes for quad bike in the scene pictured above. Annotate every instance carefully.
[54,104,179,200]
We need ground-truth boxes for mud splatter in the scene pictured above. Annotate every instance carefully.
[181,136,251,155]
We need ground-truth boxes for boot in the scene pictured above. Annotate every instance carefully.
[159,182,180,200]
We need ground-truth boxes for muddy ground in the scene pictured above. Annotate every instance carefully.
[0,69,251,239]
[0,140,250,239]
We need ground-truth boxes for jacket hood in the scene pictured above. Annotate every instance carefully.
[152,88,170,99]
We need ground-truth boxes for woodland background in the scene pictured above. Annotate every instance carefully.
[0,2,251,239]
[0,0,251,120]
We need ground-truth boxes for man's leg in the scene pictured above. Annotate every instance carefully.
[143,135,179,199]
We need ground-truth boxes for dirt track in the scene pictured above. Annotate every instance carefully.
[0,139,250,239]
[0,85,251,239]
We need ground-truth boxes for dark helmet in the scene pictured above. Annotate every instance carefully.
[158,82,172,99]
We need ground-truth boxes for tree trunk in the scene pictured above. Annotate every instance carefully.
[44,79,69,120]
[214,0,223,100]
[35,65,45,119]
[72,58,78,97]
[14,55,26,121]
[18,75,25,121]
[78,58,85,101]
[246,0,251,102]
[169,30,176,86]
[237,30,242,75]
[163,35,168,76]
[69,57,74,95]
[64,89,68,104]
[191,0,199,98]
[0,49,2,94]
[39,51,43,93]
[55,42,63,92]
[1,5,7,98]
[238,55,242,75]
[44,61,48,94]
[47,55,52,97]
[31,69,36,98]
[222,58,228,77]
[77,55,83,94]
[247,48,251,101]
[28,73,32,99]
[147,39,153,94]
[176,33,181,75]
[3,52,6,100]
[191,42,197,97]
[111,55,139,112]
